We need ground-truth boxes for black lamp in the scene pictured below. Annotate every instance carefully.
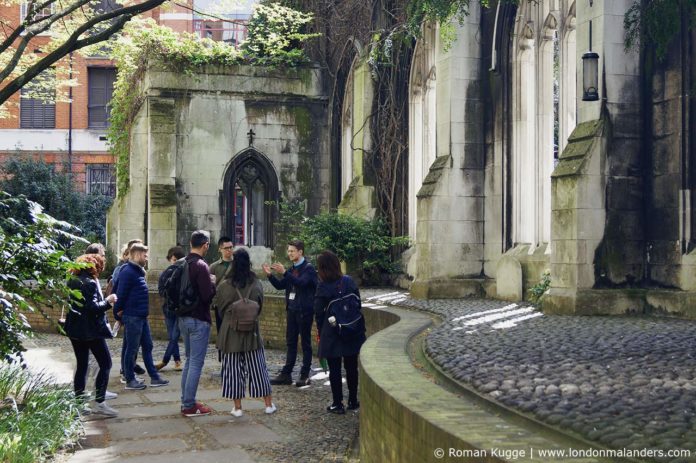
[582,20,599,101]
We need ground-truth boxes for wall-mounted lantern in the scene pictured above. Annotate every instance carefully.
[582,19,599,101]
[582,51,599,101]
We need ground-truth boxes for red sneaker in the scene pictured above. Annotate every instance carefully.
[181,402,211,417]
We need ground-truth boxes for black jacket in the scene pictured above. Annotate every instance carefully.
[268,259,318,313]
[314,275,366,358]
[64,271,112,341]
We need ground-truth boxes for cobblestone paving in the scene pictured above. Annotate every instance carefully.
[362,289,696,463]
[25,333,358,463]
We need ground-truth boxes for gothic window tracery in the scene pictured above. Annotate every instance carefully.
[223,149,279,247]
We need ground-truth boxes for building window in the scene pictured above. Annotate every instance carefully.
[224,149,279,248]
[93,0,118,13]
[86,164,116,197]
[88,68,116,128]
[20,71,55,129]
[20,2,54,22]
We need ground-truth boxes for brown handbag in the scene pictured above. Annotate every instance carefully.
[232,286,260,332]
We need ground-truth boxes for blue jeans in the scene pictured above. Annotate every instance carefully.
[281,310,313,377]
[122,315,160,382]
[162,310,181,364]
[178,316,211,409]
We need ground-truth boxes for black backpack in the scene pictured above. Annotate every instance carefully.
[163,257,199,316]
[325,277,364,339]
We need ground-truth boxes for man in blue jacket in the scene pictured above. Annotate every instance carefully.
[114,243,169,390]
[263,240,318,387]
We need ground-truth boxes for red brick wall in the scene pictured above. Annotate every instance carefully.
[22,292,318,351]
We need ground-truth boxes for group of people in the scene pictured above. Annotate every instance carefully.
[62,231,366,419]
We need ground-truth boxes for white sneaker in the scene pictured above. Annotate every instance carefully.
[105,391,118,400]
[230,407,243,417]
[94,402,118,417]
[265,403,277,414]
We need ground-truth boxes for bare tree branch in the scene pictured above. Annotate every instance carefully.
[0,0,167,105]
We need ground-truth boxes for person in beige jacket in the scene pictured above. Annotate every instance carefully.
[216,248,276,416]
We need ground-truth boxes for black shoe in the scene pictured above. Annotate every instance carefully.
[270,373,293,385]
[327,403,345,414]
[134,364,146,375]
[347,401,360,411]
[295,374,311,387]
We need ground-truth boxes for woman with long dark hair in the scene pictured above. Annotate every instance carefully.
[64,253,118,417]
[216,248,276,416]
[314,250,366,414]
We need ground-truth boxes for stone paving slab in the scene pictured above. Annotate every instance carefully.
[206,422,282,446]
[109,437,189,454]
[113,403,188,419]
[205,398,266,412]
[112,449,256,463]
[107,417,195,440]
[25,334,360,462]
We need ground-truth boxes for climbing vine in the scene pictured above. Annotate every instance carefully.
[624,0,696,60]
[108,3,318,198]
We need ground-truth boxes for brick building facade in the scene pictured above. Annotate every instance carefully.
[0,0,252,194]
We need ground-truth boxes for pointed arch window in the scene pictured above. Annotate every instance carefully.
[223,149,279,247]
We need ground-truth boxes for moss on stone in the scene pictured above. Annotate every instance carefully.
[417,155,451,198]
[292,106,314,200]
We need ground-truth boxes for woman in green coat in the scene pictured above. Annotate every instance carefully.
[216,248,276,416]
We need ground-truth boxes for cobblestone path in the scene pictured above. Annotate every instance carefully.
[362,289,696,463]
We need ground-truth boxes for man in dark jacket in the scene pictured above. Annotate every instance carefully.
[179,230,216,417]
[155,246,186,371]
[114,243,169,390]
[263,239,318,387]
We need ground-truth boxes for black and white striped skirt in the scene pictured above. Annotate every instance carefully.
[221,348,272,399]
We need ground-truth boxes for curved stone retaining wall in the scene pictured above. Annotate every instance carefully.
[358,305,602,463]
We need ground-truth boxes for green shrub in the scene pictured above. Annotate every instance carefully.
[0,158,113,243]
[528,270,551,307]
[0,363,83,463]
[0,192,85,360]
[299,212,408,285]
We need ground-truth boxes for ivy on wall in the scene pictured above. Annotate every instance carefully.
[108,3,318,198]
[624,0,696,60]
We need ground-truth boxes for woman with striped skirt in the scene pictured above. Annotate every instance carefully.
[216,248,276,416]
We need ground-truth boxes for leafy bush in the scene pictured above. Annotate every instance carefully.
[0,363,83,463]
[528,270,551,306]
[0,192,85,360]
[299,212,408,285]
[0,158,113,243]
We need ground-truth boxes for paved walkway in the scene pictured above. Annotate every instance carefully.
[24,334,359,463]
[361,289,696,463]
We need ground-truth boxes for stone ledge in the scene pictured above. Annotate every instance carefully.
[410,278,485,299]
[544,287,696,319]
[359,305,604,463]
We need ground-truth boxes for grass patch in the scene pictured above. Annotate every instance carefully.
[0,362,83,463]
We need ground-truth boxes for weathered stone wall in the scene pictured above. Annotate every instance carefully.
[650,28,693,289]
[410,6,487,299]
[107,64,329,276]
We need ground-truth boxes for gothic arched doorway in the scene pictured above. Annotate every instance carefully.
[222,148,280,247]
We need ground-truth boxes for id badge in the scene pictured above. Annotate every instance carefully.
[289,292,296,301]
